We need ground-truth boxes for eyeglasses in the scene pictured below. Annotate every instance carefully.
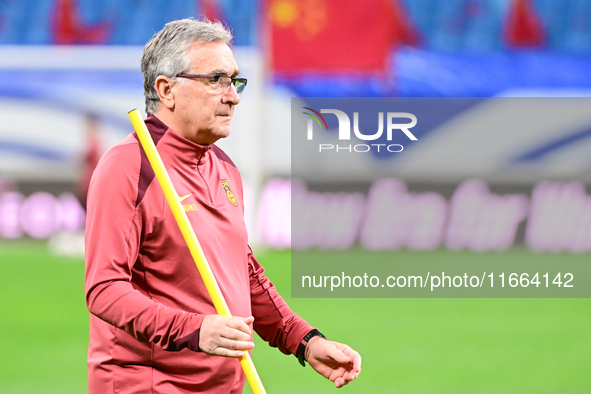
[176,74,247,94]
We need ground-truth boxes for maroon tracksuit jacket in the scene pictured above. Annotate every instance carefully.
[85,115,312,393]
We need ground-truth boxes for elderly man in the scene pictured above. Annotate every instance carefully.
[84,18,361,394]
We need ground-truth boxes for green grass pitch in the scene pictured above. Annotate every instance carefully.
[0,240,589,393]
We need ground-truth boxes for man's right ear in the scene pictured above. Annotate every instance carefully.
[154,76,175,110]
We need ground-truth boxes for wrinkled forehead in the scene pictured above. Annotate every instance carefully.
[186,41,240,76]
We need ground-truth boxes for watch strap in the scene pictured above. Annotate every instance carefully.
[296,329,326,367]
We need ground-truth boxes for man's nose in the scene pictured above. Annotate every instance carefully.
[222,84,241,105]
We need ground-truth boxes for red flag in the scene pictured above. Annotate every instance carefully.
[268,0,418,74]
[201,0,224,23]
[391,0,421,48]
[52,0,110,45]
[503,0,545,47]
[77,114,102,210]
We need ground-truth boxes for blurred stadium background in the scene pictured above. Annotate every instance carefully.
[1,0,590,393]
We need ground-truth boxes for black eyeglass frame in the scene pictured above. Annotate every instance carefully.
[176,74,247,94]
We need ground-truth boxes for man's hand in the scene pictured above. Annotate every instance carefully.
[199,315,255,358]
[305,336,362,388]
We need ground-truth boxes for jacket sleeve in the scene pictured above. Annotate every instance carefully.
[248,248,314,356]
[84,144,204,352]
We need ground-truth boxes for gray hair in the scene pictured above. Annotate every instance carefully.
[141,18,233,114]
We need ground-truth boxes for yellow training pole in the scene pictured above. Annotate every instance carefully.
[128,109,267,394]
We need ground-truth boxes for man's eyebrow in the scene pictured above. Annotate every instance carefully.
[210,69,241,77]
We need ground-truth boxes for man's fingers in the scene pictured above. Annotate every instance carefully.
[334,369,358,388]
[199,315,255,357]
[208,337,255,358]
[306,339,362,387]
[236,315,254,325]
[217,348,247,358]
[343,369,358,383]
[218,338,255,351]
[221,326,252,341]
[228,316,254,335]
[334,376,346,388]
[213,337,254,358]
[342,346,362,372]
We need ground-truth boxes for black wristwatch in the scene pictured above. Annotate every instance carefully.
[296,329,326,367]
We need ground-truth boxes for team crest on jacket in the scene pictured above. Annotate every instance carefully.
[220,180,238,206]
